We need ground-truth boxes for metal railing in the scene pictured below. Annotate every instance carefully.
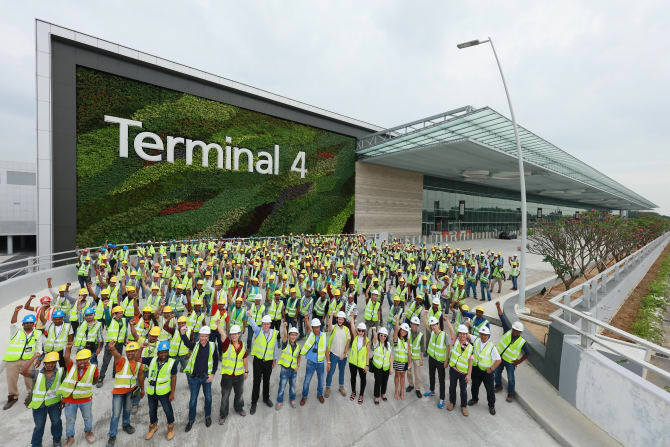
[547,232,670,382]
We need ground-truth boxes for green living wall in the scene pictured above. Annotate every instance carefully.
[76,67,356,246]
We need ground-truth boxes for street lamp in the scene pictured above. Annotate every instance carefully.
[457,37,529,313]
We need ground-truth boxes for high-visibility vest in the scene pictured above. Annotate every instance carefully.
[129,318,153,342]
[251,329,278,361]
[268,301,283,321]
[372,344,391,371]
[58,364,96,399]
[427,331,447,362]
[278,342,300,370]
[169,293,185,313]
[455,312,470,327]
[184,342,215,375]
[43,323,71,353]
[348,336,368,369]
[158,317,175,341]
[364,299,380,322]
[109,284,121,304]
[146,358,175,396]
[497,330,526,363]
[229,307,246,327]
[299,297,313,315]
[250,304,265,325]
[286,298,298,318]
[74,321,101,347]
[77,263,89,276]
[409,331,423,360]
[299,332,327,362]
[328,324,351,349]
[473,338,495,370]
[113,359,139,391]
[3,328,37,361]
[327,299,340,316]
[449,340,473,374]
[120,296,136,318]
[406,302,422,320]
[394,338,408,363]
[187,311,205,333]
[220,343,246,376]
[471,318,489,338]
[169,327,191,357]
[105,318,127,343]
[479,273,489,284]
[313,298,327,317]
[510,267,519,278]
[28,368,64,409]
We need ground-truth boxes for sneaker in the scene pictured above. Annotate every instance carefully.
[467,399,478,406]
[506,393,515,402]
[237,409,246,417]
[338,386,346,397]
[205,417,212,427]
[423,391,434,397]
[122,424,135,434]
[489,407,496,415]
[415,390,422,399]
[437,400,445,409]
[275,402,282,411]
[446,402,455,411]
[218,417,226,425]
[250,403,257,415]
[106,436,116,447]
[2,397,18,410]
[461,407,469,417]
[54,441,62,447]
[290,401,296,408]
[85,431,96,444]
[96,379,104,388]
[185,421,193,432]
[324,387,331,398]
[406,385,414,392]
[263,398,273,408]
[494,385,503,393]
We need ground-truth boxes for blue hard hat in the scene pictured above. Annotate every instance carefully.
[157,341,170,352]
[22,314,36,324]
[84,307,96,316]
[172,239,176,243]
[101,248,106,252]
[109,243,116,249]
[123,245,128,250]
[53,310,66,318]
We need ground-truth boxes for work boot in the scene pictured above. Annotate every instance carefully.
[167,424,175,441]
[131,404,139,414]
[54,440,62,447]
[3,396,17,410]
[64,437,75,447]
[318,395,325,403]
[467,398,478,406]
[250,403,257,415]
[205,417,212,427]
[446,402,455,411]
[461,407,469,417]
[185,421,193,432]
[506,393,515,402]
[85,431,96,444]
[489,407,496,415]
[237,409,246,417]
[324,387,331,398]
[263,398,273,408]
[107,436,116,447]
[300,397,307,406]
[415,390,422,399]
[406,385,414,392]
[494,385,503,393]
[145,424,158,440]
[338,386,346,396]
[122,424,135,434]
[96,378,104,388]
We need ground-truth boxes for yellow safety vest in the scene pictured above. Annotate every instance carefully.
[221,343,246,376]
[146,358,175,396]
[473,338,495,370]
[184,342,215,375]
[348,335,368,369]
[427,331,447,362]
[28,368,63,409]
[3,328,37,361]
[113,359,139,391]
[497,330,526,363]
[251,329,278,361]
[278,342,300,370]
[299,332,327,362]
[448,340,473,374]
[58,364,96,399]
[372,344,391,371]
[43,323,71,353]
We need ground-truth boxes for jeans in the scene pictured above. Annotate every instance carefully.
[99,342,124,380]
[148,393,174,425]
[65,400,92,438]
[170,355,188,373]
[251,358,273,404]
[471,367,495,408]
[220,375,244,417]
[277,366,297,403]
[466,281,477,298]
[428,356,446,400]
[448,367,468,407]
[109,392,132,437]
[511,276,518,290]
[495,361,516,395]
[302,360,325,398]
[187,375,212,422]
[297,314,308,339]
[77,276,87,290]
[325,352,347,387]
[32,403,62,447]
[480,283,491,301]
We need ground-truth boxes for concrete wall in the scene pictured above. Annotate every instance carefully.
[354,162,423,235]
[0,264,76,308]
[559,335,670,447]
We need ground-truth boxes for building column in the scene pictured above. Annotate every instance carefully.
[7,235,13,255]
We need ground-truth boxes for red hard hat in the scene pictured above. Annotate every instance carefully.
[83,249,88,253]
[40,296,51,304]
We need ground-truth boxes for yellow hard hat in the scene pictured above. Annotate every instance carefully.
[110,276,118,282]
[215,280,222,286]
[84,256,91,261]
[79,288,88,296]
[112,305,124,313]
[193,298,202,306]
[126,341,139,351]
[177,316,188,323]
[197,280,204,285]
[475,306,485,312]
[151,284,159,290]
[274,290,282,296]
[163,306,173,313]
[127,285,135,292]
[149,326,161,337]
[101,288,110,295]
[235,296,243,302]
[422,276,428,281]
[44,351,59,362]
[333,289,341,296]
[58,285,67,292]
[141,306,153,314]
[76,349,92,360]
[458,279,465,286]
[461,304,470,311]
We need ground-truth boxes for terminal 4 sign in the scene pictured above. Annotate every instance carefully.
[104,115,307,178]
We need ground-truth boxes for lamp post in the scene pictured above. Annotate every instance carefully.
[457,37,529,313]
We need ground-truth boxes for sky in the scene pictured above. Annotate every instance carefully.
[1,1,668,215]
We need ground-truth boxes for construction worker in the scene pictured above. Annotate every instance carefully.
[370,326,392,405]
[142,340,177,441]
[216,323,248,422]
[348,321,368,405]
[59,345,98,446]
[21,350,64,447]
[276,321,300,409]
[73,307,102,366]
[299,317,329,406]
[494,302,528,402]
[297,289,313,339]
[324,311,350,398]
[3,308,38,409]
[423,311,448,409]
[471,306,490,338]
[363,290,381,339]
[406,315,424,399]
[465,265,478,299]
[181,325,218,431]
[107,341,143,446]
[247,313,279,414]
[509,261,520,290]
[97,305,127,388]
[41,309,74,369]
[169,316,191,372]
[468,325,501,415]
[479,267,491,301]
[248,294,265,347]
[491,263,504,294]
[25,295,54,333]
[444,319,474,416]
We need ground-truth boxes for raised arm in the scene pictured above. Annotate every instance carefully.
[443,314,455,340]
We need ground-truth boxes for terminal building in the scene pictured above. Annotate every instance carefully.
[33,20,656,257]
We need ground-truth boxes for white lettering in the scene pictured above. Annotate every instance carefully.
[274,144,279,175]
[225,136,232,170]
[185,139,224,168]
[166,136,184,163]
[105,115,142,158]
[290,151,307,178]
[233,147,254,172]
[134,132,163,162]
[255,151,273,175]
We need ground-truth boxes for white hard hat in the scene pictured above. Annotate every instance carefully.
[261,315,272,323]
[512,321,524,332]
[337,311,346,318]
[479,326,490,335]
[199,326,211,335]
[378,327,388,336]
[457,324,468,333]
[311,318,321,327]
[229,325,241,335]
[357,322,367,331]
[254,293,263,301]
[428,316,439,326]
[399,323,410,332]
[372,290,379,295]
[288,327,299,334]
[410,316,420,325]
[432,297,440,305]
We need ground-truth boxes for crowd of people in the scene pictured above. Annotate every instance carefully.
[2,235,528,447]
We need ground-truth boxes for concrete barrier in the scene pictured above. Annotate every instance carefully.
[0,264,76,308]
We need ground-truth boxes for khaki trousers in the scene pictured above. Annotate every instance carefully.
[407,358,422,391]
[5,359,33,397]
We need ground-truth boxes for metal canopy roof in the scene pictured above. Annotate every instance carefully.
[356,106,656,210]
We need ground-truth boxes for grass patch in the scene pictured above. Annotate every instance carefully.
[630,252,670,344]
